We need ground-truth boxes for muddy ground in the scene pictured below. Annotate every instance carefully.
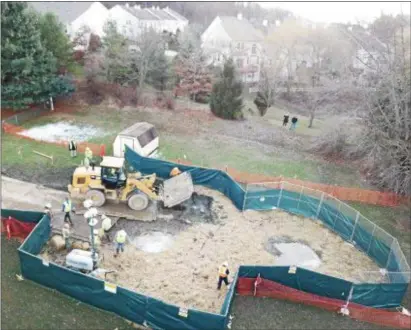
[2,165,74,191]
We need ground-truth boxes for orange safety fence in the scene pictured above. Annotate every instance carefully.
[3,119,409,207]
[237,277,411,330]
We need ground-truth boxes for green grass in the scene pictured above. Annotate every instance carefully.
[159,134,365,187]
[1,135,79,169]
[1,236,133,330]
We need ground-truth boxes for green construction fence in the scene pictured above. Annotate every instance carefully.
[1,145,409,329]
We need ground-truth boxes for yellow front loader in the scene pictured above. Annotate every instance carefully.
[68,156,193,212]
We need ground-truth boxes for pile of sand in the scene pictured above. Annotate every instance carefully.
[99,186,383,314]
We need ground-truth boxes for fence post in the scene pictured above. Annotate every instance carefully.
[316,192,325,218]
[296,185,304,211]
[332,201,342,231]
[277,181,284,208]
[385,239,395,271]
[242,183,248,212]
[367,225,376,254]
[349,211,360,243]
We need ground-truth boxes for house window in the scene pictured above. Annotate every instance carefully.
[236,58,243,68]
[252,44,257,54]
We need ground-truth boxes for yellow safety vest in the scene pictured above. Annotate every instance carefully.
[219,266,228,278]
[85,148,93,159]
[116,231,126,243]
[63,201,72,213]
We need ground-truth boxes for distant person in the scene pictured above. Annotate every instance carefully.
[290,117,298,131]
[217,261,230,290]
[62,196,74,226]
[90,228,101,252]
[283,115,289,127]
[68,140,77,158]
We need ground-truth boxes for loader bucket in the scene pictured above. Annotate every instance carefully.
[161,172,194,208]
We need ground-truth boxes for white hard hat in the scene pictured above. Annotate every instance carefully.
[93,229,99,235]
[45,203,52,209]
[63,223,70,229]
[223,261,228,267]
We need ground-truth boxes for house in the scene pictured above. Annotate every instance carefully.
[201,14,264,84]
[108,4,188,38]
[31,2,109,39]
[31,2,188,43]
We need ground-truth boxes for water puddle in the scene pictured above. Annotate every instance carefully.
[274,242,322,270]
[133,231,174,253]
[18,122,107,142]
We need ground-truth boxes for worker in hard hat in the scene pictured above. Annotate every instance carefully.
[90,228,101,251]
[62,196,74,226]
[44,203,54,228]
[62,223,72,250]
[114,229,128,256]
[170,167,182,177]
[84,147,93,170]
[217,261,230,290]
[100,214,112,242]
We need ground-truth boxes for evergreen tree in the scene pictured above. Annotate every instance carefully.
[37,12,73,69]
[209,59,244,120]
[1,2,74,109]
[147,52,171,91]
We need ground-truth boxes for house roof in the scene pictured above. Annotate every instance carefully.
[30,1,93,24]
[121,5,159,20]
[119,122,155,137]
[218,16,264,42]
[145,8,176,20]
[164,7,188,22]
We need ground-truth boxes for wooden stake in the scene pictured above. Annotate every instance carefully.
[33,150,53,164]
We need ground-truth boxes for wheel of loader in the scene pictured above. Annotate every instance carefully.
[85,189,106,207]
[127,192,149,211]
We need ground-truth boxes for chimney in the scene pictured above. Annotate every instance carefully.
[275,20,281,27]
[262,19,268,27]
[125,3,129,8]
[237,13,243,20]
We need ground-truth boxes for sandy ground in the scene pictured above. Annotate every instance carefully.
[2,177,383,314]
[99,186,383,314]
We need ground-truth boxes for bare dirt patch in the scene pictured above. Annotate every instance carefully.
[92,187,383,313]
[35,184,383,314]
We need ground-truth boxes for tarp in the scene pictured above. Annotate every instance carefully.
[12,210,228,330]
[125,146,245,210]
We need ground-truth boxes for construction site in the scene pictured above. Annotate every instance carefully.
[3,120,410,329]
[40,176,384,314]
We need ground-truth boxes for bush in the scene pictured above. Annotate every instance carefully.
[209,59,244,120]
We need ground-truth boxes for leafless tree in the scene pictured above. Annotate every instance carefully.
[344,15,411,195]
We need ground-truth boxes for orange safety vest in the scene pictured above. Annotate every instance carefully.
[219,265,228,278]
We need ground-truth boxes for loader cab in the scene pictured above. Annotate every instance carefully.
[100,156,127,189]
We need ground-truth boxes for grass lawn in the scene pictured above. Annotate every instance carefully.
[1,135,79,169]
[230,296,386,330]
[1,236,132,330]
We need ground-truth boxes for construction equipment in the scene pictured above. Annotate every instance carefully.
[68,156,193,213]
